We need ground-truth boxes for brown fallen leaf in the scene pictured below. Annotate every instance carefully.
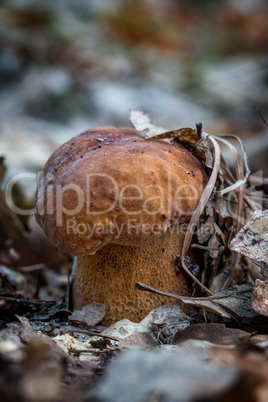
[231,209,268,276]
[208,232,222,259]
[103,302,190,346]
[68,302,106,326]
[197,215,215,244]
[251,279,268,317]
[197,135,215,169]
[119,333,158,349]
[173,323,251,346]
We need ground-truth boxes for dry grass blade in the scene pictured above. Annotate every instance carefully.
[214,135,250,195]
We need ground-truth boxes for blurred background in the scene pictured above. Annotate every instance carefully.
[0,0,268,184]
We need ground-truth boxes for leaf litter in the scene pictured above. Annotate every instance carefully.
[1,111,268,401]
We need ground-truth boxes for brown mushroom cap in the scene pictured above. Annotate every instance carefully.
[35,127,206,256]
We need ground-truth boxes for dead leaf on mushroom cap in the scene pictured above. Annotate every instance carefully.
[129,110,166,137]
[231,210,268,276]
[130,109,200,148]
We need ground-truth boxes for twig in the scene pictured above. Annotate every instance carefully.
[135,281,248,301]
[0,295,59,306]
[191,244,222,251]
[196,122,202,140]
[64,327,120,342]
[18,264,46,272]
[209,246,225,288]
[69,348,112,354]
[257,107,268,126]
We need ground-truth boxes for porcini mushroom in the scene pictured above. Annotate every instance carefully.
[35,127,207,324]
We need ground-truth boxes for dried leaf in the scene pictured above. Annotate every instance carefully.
[197,216,215,244]
[211,284,268,327]
[214,192,237,219]
[209,266,230,293]
[251,279,268,317]
[173,323,250,346]
[148,302,191,344]
[197,135,214,169]
[148,127,199,147]
[129,110,166,137]
[103,303,189,346]
[230,210,268,276]
[52,333,100,362]
[208,232,222,259]
[119,333,158,349]
[130,110,200,149]
[68,302,106,326]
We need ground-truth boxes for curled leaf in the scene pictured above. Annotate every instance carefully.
[129,110,166,137]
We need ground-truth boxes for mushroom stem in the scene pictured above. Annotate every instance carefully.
[71,222,188,325]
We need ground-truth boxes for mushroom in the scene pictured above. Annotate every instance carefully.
[35,127,207,324]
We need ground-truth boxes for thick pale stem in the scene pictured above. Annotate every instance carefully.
[71,223,188,325]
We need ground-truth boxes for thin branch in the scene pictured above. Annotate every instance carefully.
[257,107,268,126]
[135,281,248,302]
[64,327,120,342]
